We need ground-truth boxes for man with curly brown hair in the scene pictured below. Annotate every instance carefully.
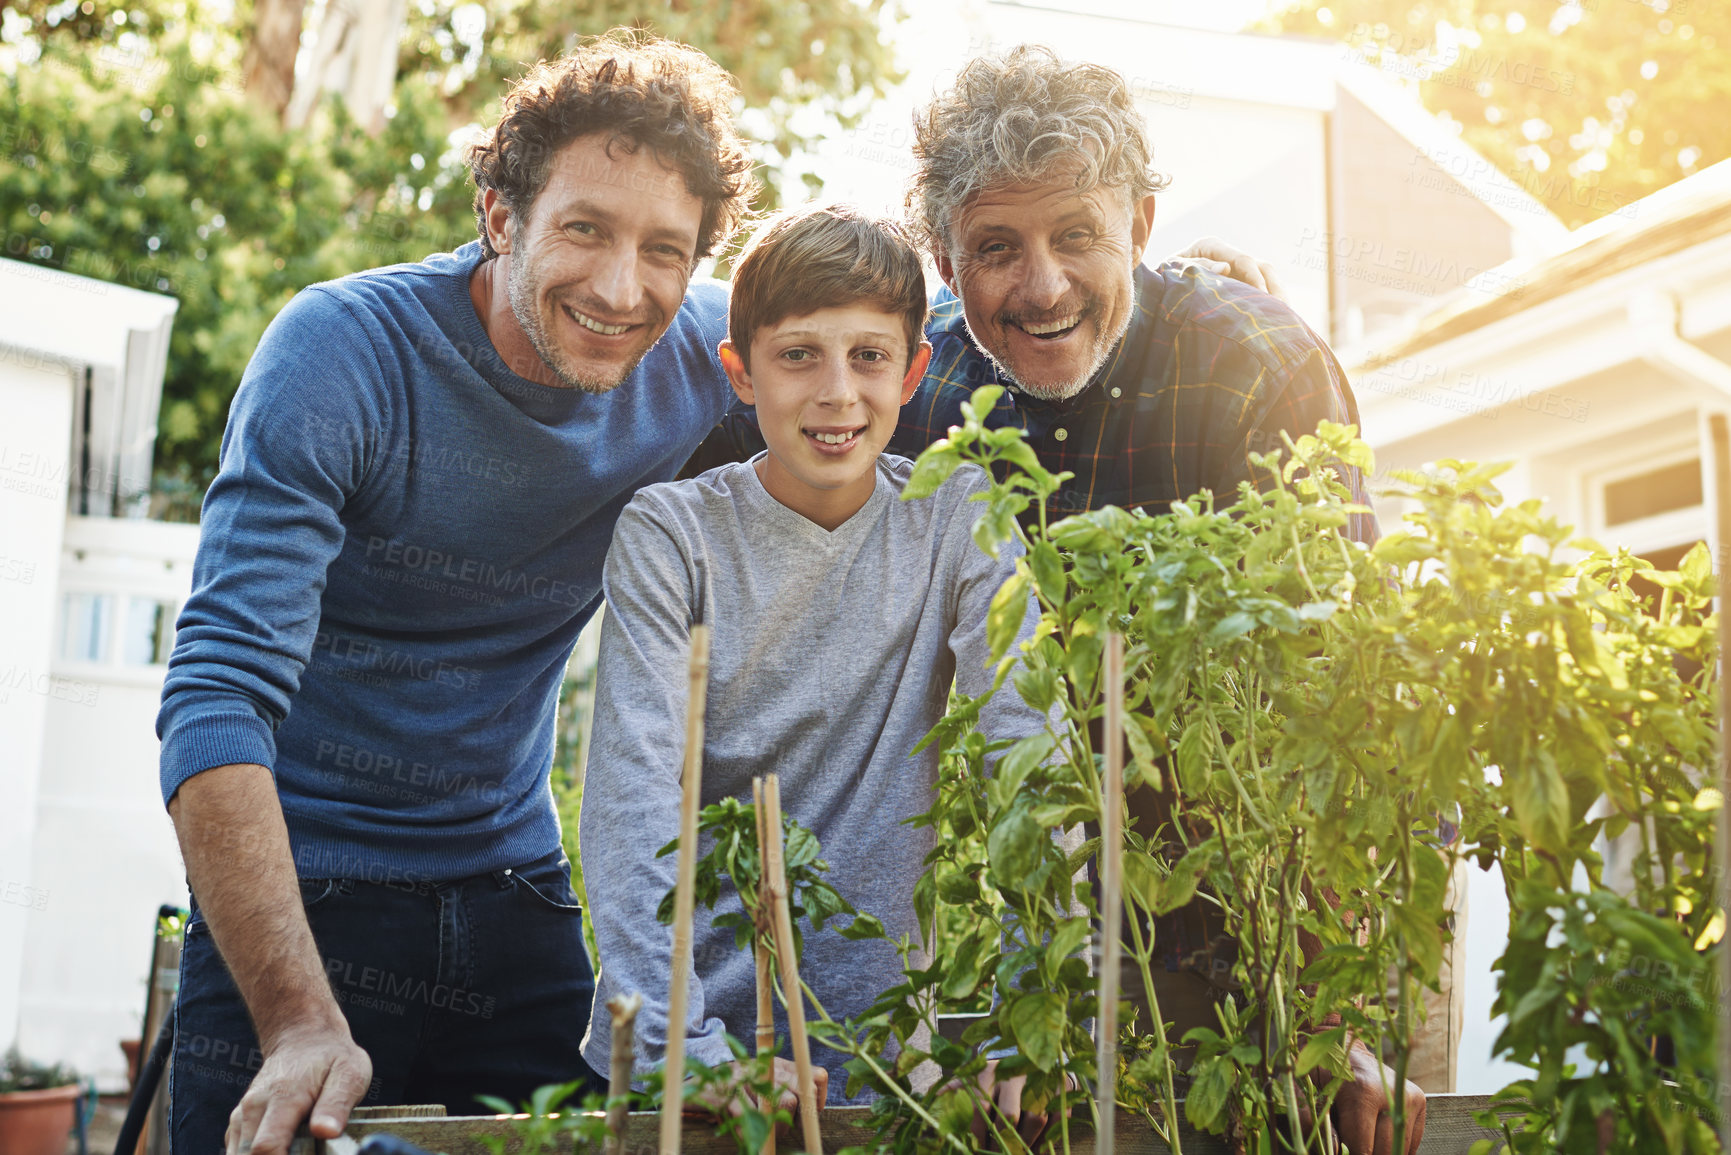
[155,33,754,1155]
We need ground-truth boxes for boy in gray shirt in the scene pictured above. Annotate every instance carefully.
[579,204,1047,1109]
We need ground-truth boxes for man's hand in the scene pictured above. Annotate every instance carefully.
[1170,237,1288,303]
[170,763,366,1154]
[694,1057,828,1126]
[1332,1041,1426,1155]
[225,1023,371,1155]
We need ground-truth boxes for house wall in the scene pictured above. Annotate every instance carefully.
[15,516,196,1087]
[1329,89,1524,347]
[1139,96,1332,333]
[0,356,77,1052]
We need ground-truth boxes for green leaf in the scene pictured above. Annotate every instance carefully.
[937,870,981,906]
[738,1110,773,1154]
[783,822,821,869]
[1026,540,1066,603]
[1295,1026,1347,1077]
[1184,1055,1234,1132]
[1122,850,1162,911]
[987,807,1044,888]
[1123,714,1162,790]
[963,384,1005,419]
[1007,991,1067,1072]
[1176,724,1211,795]
[986,572,1032,664]
[1045,917,1090,974]
[838,912,886,940]
[1205,611,1258,646]
[1154,861,1200,915]
[1427,718,1468,803]
[903,440,961,500]
[1013,661,1059,713]
[1508,747,1571,855]
[940,936,991,1000]
[991,732,1054,807]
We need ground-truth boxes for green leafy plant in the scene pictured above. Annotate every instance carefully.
[814,385,1724,1155]
[627,386,1718,1155]
[0,1047,78,1094]
[655,796,886,954]
[156,909,187,941]
[475,1079,608,1155]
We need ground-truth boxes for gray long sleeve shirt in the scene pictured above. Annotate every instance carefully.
[578,454,1045,1101]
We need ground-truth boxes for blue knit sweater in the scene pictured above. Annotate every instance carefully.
[157,242,733,881]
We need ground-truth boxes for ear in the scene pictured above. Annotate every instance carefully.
[719,340,755,406]
[1129,193,1157,266]
[901,341,933,405]
[934,246,958,295]
[482,188,514,255]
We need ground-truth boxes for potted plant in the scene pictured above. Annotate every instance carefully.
[0,1047,82,1155]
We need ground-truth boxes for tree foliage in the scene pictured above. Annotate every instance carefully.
[1258,0,1729,228]
[0,0,902,501]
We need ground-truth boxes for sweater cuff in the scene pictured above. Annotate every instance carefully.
[160,712,276,807]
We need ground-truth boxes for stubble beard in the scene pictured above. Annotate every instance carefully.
[505,247,652,395]
[968,281,1135,403]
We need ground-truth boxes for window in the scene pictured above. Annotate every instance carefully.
[123,597,175,666]
[60,592,114,663]
[1603,459,1703,526]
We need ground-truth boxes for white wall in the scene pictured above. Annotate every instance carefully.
[1141,98,1331,333]
[0,355,76,1053]
[15,516,196,1088]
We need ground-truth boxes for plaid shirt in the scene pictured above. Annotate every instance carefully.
[888,261,1378,543]
[683,260,1376,543]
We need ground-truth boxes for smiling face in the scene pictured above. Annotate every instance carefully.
[490,132,704,393]
[719,305,932,531]
[937,172,1155,402]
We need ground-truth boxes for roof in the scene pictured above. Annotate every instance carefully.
[1356,158,1731,369]
[1332,66,1568,246]
[0,258,179,375]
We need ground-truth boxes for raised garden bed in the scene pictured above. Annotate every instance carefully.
[309,1095,1509,1155]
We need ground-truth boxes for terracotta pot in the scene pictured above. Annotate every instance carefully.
[0,1084,80,1155]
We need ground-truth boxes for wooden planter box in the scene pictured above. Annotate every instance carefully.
[305,1094,1508,1154]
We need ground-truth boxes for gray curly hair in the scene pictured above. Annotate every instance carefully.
[908,44,1170,253]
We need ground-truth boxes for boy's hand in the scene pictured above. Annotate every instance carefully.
[951,1059,1075,1151]
[1332,1041,1426,1155]
[693,1058,828,1126]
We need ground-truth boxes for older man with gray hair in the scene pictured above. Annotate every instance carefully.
[886,44,1425,1155]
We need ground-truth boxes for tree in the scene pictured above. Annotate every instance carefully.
[1257,0,1730,228]
[0,0,903,500]
[239,0,301,119]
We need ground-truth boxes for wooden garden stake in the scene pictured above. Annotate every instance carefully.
[763,774,825,1155]
[1095,631,1126,1155]
[660,621,712,1155]
[605,992,643,1155]
[753,776,776,1155]
[1709,413,1731,1155]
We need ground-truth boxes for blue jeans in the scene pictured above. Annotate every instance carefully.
[169,847,603,1155]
